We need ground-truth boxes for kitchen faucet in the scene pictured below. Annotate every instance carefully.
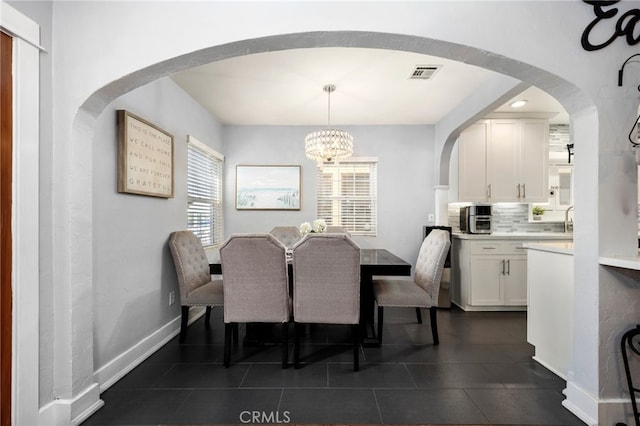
[565,205,574,233]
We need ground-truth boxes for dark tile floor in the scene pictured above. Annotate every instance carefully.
[83,307,586,425]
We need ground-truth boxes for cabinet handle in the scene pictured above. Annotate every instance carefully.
[506,259,511,275]
[501,259,505,275]
[482,247,497,250]
[522,184,526,199]
[487,184,491,199]
[517,184,521,198]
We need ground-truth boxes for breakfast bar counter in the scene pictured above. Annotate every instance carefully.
[524,241,574,379]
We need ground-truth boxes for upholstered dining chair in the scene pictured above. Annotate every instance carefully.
[269,226,302,248]
[325,225,351,236]
[291,233,361,371]
[372,229,450,345]
[219,233,291,368]
[168,230,224,343]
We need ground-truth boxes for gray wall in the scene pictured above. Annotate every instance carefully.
[223,125,436,265]
[92,77,223,370]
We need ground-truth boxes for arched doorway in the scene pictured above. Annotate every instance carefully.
[65,30,597,424]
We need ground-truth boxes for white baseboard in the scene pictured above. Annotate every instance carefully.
[38,383,103,426]
[94,307,206,393]
[563,380,598,426]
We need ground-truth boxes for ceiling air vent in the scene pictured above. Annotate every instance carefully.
[410,65,441,80]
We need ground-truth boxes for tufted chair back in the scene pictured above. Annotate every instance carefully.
[325,226,351,237]
[413,229,451,305]
[219,233,291,324]
[292,233,360,325]
[269,226,302,249]
[169,230,215,304]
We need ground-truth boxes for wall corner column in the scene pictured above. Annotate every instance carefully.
[434,185,450,226]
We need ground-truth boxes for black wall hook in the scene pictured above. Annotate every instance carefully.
[619,53,640,86]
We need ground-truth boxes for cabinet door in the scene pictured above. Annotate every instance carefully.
[503,257,527,306]
[519,120,549,202]
[469,257,503,305]
[458,121,489,202]
[487,120,519,202]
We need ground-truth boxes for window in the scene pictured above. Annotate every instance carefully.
[316,158,377,236]
[187,135,224,248]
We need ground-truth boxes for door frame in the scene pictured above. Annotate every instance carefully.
[1,30,12,426]
[0,3,42,424]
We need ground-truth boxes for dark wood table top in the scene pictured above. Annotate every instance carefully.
[358,248,411,276]
[209,248,410,276]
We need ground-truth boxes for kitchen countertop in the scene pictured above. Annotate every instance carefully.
[523,241,574,255]
[453,232,573,241]
[599,252,640,271]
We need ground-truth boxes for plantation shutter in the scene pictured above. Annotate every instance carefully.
[316,159,377,236]
[187,135,224,248]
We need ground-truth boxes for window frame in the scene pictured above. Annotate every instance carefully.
[187,135,224,248]
[316,157,378,236]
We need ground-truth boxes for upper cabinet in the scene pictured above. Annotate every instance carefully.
[458,121,489,202]
[458,119,549,203]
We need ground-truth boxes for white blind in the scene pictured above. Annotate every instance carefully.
[316,159,377,236]
[187,136,224,248]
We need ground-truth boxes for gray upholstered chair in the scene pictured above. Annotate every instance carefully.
[269,226,302,248]
[326,225,351,236]
[168,230,224,343]
[372,229,450,345]
[219,233,291,368]
[291,233,361,371]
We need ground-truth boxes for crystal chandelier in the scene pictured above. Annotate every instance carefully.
[305,84,354,163]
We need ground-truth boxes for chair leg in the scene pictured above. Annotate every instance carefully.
[205,306,212,327]
[281,322,289,369]
[293,322,302,369]
[352,324,360,372]
[224,323,233,367]
[233,323,239,344]
[430,307,439,345]
[179,306,189,343]
[415,307,423,324]
[377,305,384,345]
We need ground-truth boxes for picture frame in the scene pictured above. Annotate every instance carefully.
[236,165,301,210]
[117,110,174,198]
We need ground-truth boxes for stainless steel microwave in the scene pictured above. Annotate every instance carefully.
[459,205,492,234]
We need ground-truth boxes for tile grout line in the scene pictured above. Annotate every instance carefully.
[371,388,385,424]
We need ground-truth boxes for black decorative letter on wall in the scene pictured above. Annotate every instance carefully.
[582,0,640,51]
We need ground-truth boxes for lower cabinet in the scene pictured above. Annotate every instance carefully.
[469,256,527,306]
[452,238,529,311]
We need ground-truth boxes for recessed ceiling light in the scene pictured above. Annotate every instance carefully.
[510,100,528,108]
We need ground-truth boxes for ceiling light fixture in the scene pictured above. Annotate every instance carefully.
[305,84,354,164]
[510,100,528,108]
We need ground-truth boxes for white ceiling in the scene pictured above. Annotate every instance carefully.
[171,47,569,127]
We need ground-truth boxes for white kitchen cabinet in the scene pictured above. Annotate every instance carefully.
[458,119,549,202]
[468,256,527,305]
[451,238,531,311]
[467,241,527,307]
[458,121,489,202]
[487,120,519,202]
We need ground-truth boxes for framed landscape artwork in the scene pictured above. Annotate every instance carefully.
[236,165,301,210]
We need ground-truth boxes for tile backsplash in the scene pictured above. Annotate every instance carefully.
[448,203,565,233]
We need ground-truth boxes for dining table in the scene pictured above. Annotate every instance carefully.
[209,248,411,347]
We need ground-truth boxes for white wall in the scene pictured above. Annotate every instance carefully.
[223,125,435,266]
[92,77,223,370]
